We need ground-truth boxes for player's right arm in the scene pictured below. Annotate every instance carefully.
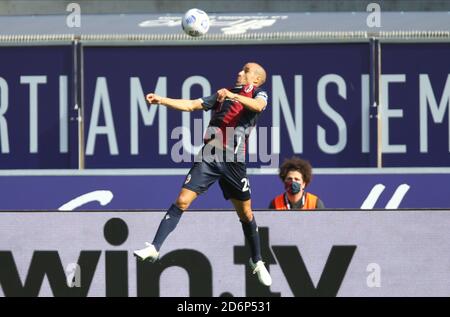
[146,93,203,112]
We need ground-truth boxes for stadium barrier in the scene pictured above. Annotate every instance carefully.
[0,29,450,170]
[0,172,448,209]
[1,210,449,297]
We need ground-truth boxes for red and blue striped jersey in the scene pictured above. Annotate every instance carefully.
[200,84,268,156]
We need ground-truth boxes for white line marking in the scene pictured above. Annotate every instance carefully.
[361,184,386,209]
[385,184,410,209]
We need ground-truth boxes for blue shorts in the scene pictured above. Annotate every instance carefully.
[182,160,251,201]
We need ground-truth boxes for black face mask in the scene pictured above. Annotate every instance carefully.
[285,181,301,195]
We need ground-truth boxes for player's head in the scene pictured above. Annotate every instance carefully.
[236,62,267,87]
[279,156,313,191]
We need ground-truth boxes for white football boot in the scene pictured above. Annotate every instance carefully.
[133,242,159,262]
[249,259,272,287]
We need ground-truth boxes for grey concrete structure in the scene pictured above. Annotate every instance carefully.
[0,0,450,16]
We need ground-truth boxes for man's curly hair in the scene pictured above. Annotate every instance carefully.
[279,156,313,187]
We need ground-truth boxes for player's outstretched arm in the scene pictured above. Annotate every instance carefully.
[146,93,203,112]
[217,88,266,112]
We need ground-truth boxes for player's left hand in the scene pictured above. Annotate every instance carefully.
[217,88,234,103]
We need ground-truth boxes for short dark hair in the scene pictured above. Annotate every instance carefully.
[279,156,313,186]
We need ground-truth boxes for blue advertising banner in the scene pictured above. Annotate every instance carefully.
[82,43,450,168]
[1,43,449,169]
[0,173,448,210]
[82,44,372,168]
[381,43,450,167]
[0,46,77,168]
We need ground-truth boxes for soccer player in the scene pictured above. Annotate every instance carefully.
[269,156,325,210]
[133,62,272,287]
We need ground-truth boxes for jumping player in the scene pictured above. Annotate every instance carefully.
[134,62,272,287]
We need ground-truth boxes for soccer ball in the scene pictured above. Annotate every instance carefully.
[181,8,210,37]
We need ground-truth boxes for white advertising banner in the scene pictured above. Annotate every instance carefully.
[0,210,449,297]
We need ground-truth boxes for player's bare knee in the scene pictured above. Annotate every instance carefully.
[240,210,253,223]
[175,196,191,211]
